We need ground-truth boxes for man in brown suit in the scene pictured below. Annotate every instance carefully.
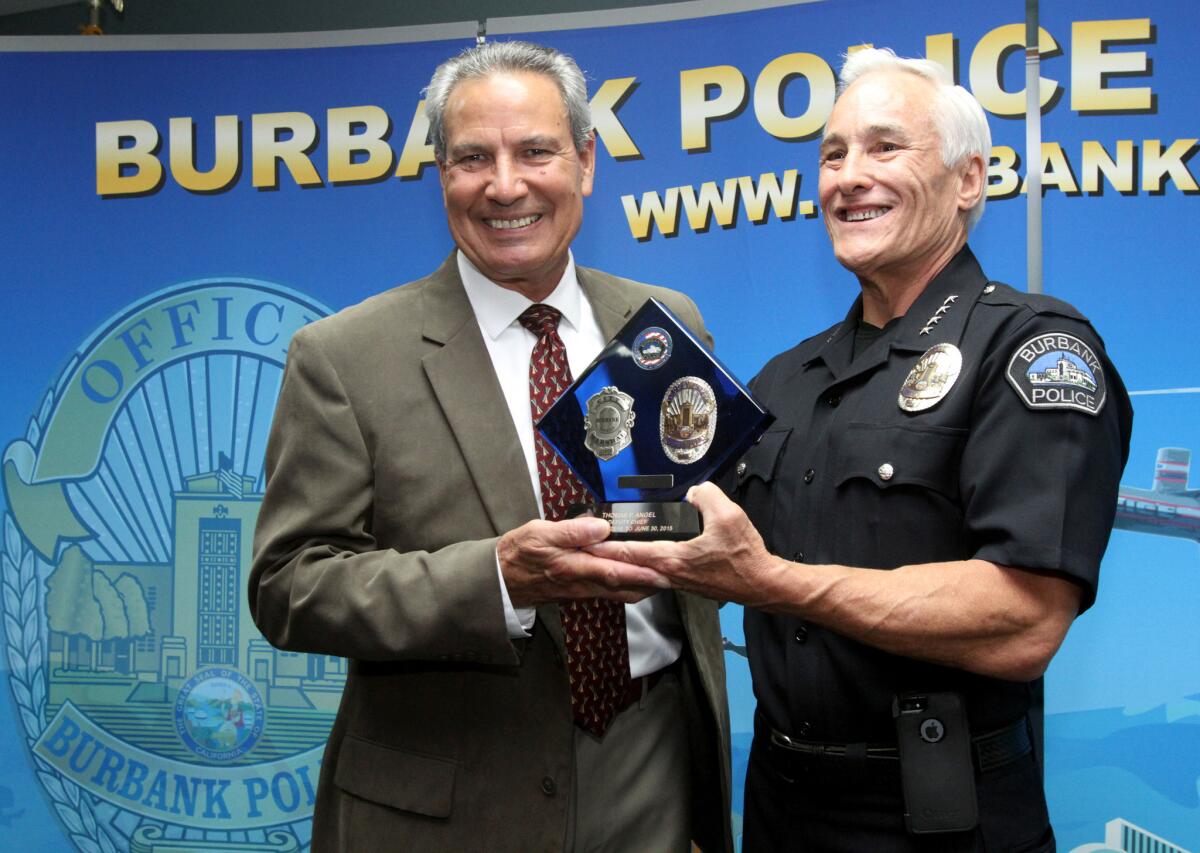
[249,41,732,852]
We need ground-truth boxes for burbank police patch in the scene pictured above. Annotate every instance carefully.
[1005,331,1106,415]
[3,279,336,852]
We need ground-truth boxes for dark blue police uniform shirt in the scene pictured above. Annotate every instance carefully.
[735,246,1133,743]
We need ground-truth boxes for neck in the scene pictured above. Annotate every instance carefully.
[857,239,965,326]
[459,250,571,304]
[498,277,560,303]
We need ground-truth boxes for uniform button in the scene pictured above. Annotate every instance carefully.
[794,625,809,644]
[541,776,557,796]
[736,461,747,478]
[826,394,841,407]
[792,550,804,562]
[803,468,815,484]
[877,463,894,481]
[796,721,813,737]
[983,284,996,294]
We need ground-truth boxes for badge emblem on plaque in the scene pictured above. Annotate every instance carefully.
[632,326,673,370]
[661,376,717,463]
[584,385,636,460]
[899,343,963,412]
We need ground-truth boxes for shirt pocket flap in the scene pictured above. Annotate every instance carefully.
[736,426,793,485]
[334,735,456,818]
[835,423,965,500]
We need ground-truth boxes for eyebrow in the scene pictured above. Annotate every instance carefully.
[447,133,565,159]
[447,141,489,160]
[820,132,846,151]
[516,134,564,150]
[820,124,912,150]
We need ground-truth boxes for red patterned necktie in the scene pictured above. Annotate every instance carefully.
[518,303,631,738]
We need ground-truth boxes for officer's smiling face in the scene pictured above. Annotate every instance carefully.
[818,70,980,290]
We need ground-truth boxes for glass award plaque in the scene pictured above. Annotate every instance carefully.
[536,298,774,540]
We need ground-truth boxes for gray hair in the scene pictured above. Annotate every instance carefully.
[837,48,991,229]
[424,40,593,161]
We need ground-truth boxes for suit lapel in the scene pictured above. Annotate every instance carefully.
[420,256,541,536]
[579,266,641,339]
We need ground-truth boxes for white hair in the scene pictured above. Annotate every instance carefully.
[424,40,593,161]
[838,48,991,229]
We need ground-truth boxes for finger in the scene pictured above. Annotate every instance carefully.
[602,560,671,590]
[600,587,662,604]
[565,551,670,589]
[547,515,612,548]
[685,481,729,517]
[586,538,672,567]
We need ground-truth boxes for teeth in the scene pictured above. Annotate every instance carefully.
[485,214,541,230]
[844,207,889,222]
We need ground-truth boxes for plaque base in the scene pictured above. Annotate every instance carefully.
[595,501,702,541]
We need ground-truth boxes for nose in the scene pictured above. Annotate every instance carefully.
[836,147,874,195]
[485,154,528,205]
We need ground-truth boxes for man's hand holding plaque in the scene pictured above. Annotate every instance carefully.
[536,298,773,540]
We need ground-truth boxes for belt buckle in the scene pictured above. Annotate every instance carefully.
[770,728,800,751]
[769,728,824,756]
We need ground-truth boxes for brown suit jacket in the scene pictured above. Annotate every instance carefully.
[250,255,733,852]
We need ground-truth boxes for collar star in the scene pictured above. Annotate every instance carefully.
[919,294,959,335]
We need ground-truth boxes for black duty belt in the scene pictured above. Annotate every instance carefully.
[765,716,1031,774]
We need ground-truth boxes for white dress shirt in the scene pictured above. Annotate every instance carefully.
[457,250,683,678]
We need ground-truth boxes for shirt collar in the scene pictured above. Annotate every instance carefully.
[886,245,987,350]
[807,244,987,369]
[457,250,583,340]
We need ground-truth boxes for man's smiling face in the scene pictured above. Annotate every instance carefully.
[438,71,594,301]
[818,69,973,289]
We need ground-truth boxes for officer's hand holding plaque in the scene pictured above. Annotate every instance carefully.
[536,298,773,540]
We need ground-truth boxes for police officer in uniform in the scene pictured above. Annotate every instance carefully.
[593,48,1132,851]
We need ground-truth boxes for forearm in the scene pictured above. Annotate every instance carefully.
[759,556,1081,681]
[250,534,520,664]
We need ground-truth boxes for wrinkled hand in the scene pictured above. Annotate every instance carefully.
[499,516,670,607]
[588,482,781,607]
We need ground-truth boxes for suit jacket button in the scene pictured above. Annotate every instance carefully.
[541,776,557,796]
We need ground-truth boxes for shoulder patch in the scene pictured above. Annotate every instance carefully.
[1005,331,1106,415]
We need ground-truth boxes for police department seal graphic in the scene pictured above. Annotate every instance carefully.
[3,280,335,852]
[632,327,673,370]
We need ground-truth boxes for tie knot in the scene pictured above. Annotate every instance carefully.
[519,304,563,337]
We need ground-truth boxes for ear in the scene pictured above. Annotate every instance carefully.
[957,152,986,213]
[579,132,596,198]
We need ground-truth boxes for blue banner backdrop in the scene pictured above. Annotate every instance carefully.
[1,1,1197,850]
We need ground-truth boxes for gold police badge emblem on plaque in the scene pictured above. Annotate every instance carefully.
[584,385,636,460]
[661,376,717,463]
[899,343,963,412]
